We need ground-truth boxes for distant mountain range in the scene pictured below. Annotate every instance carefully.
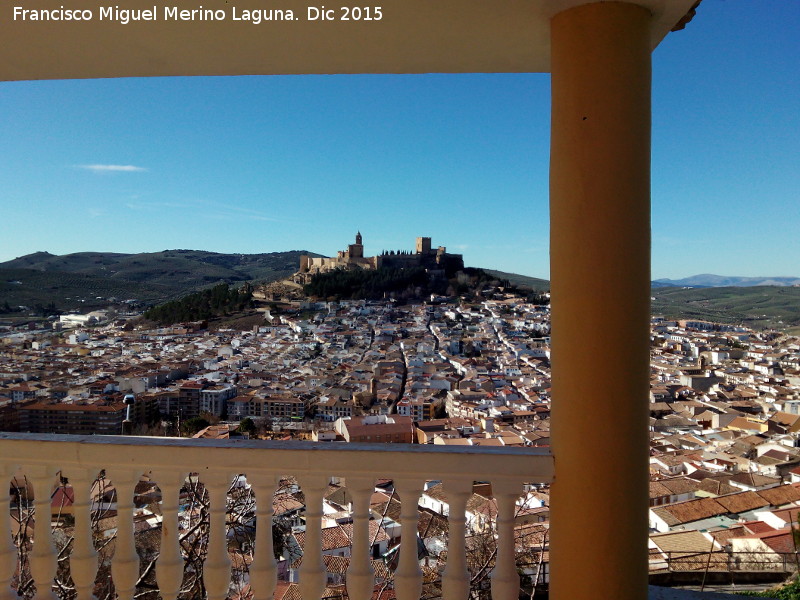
[485,270,800,290]
[485,271,800,290]
[652,274,800,288]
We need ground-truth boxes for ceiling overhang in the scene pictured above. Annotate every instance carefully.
[1,0,699,81]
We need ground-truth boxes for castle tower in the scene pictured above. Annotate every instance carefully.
[415,237,432,254]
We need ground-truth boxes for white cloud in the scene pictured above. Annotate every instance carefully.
[78,164,147,172]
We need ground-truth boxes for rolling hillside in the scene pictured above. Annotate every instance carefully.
[0,250,318,313]
[4,250,799,332]
[651,286,800,330]
[482,269,550,292]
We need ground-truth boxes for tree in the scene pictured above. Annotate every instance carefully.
[181,417,210,436]
[237,418,257,437]
[144,283,254,326]
[11,471,136,600]
[420,484,549,600]
[255,416,274,437]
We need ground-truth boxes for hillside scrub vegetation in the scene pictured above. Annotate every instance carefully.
[303,266,431,300]
[144,283,254,325]
[302,266,511,301]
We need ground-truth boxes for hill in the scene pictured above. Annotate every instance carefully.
[0,250,319,313]
[476,273,799,330]
[1,249,312,285]
[481,269,550,292]
[653,274,800,288]
[651,286,800,330]
[0,268,173,313]
[7,250,796,332]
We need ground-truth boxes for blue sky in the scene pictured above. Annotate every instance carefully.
[1,1,797,279]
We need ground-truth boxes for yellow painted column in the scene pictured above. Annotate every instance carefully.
[549,3,652,600]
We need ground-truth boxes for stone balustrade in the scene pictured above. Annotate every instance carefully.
[0,432,554,600]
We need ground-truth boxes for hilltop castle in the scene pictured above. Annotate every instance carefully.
[296,233,464,283]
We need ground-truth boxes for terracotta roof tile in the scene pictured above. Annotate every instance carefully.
[697,478,739,497]
[708,525,747,546]
[758,483,800,506]
[714,491,770,514]
[739,528,797,555]
[741,521,776,535]
[658,477,702,495]
[653,497,726,526]
[650,530,717,554]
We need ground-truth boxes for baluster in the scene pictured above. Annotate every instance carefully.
[392,479,423,600]
[0,464,17,600]
[441,479,472,600]
[490,480,520,600]
[296,475,326,600]
[153,469,186,600]
[250,477,277,600]
[345,477,374,600]
[203,472,232,600]
[28,465,58,600]
[108,469,140,600]
[68,469,98,600]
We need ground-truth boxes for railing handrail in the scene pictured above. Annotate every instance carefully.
[0,432,554,482]
[660,550,799,558]
[653,549,800,573]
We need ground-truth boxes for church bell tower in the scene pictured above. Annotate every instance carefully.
[349,231,364,259]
